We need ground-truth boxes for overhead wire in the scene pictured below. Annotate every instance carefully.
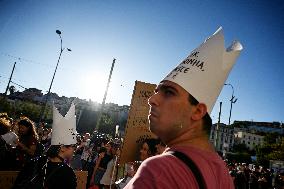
[0,52,78,72]
[0,52,78,91]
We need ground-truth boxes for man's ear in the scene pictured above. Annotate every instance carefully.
[191,103,207,121]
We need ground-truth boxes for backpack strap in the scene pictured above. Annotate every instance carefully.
[170,151,206,189]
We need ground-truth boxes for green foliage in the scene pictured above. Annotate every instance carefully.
[8,86,16,95]
[226,152,252,163]
[231,143,256,163]
[0,97,52,123]
[256,136,284,167]
[232,143,250,153]
[0,97,13,114]
[263,132,280,144]
[98,113,115,136]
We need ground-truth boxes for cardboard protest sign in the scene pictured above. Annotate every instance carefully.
[119,81,157,164]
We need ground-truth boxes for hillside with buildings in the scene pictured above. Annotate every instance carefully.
[0,87,129,135]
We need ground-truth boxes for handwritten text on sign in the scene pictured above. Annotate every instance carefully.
[119,81,157,164]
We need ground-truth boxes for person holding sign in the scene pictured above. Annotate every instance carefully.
[124,27,243,189]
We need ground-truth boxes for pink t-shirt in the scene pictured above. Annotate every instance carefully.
[124,145,234,189]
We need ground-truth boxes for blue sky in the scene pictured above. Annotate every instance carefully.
[0,0,283,124]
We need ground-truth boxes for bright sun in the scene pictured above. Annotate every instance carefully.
[80,72,108,102]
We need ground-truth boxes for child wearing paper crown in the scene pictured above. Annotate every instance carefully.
[124,27,243,189]
[43,103,77,189]
[42,144,77,189]
[13,104,78,189]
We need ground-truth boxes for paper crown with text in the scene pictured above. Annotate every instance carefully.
[163,27,243,114]
[51,103,77,145]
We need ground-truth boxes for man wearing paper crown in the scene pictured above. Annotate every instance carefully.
[125,27,243,189]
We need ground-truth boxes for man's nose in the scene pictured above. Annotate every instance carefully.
[148,92,159,107]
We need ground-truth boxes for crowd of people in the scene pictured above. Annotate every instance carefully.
[0,113,45,170]
[1,112,283,189]
[228,162,284,189]
[0,112,169,188]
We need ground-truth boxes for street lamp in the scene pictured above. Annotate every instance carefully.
[224,83,238,125]
[38,30,71,124]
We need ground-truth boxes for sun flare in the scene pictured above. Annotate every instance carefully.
[80,72,108,102]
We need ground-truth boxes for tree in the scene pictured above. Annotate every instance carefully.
[226,152,252,163]
[263,132,279,144]
[0,97,52,123]
[232,143,250,153]
[8,85,16,95]
[0,97,13,115]
[256,135,284,167]
[228,143,253,163]
[98,113,115,136]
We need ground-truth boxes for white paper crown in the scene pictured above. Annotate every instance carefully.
[163,27,243,114]
[51,103,77,145]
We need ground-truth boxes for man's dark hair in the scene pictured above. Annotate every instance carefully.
[188,94,212,136]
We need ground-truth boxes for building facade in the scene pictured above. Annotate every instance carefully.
[210,123,235,152]
[234,131,264,150]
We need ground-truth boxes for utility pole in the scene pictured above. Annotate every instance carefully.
[4,62,16,96]
[215,101,222,149]
[96,58,116,130]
